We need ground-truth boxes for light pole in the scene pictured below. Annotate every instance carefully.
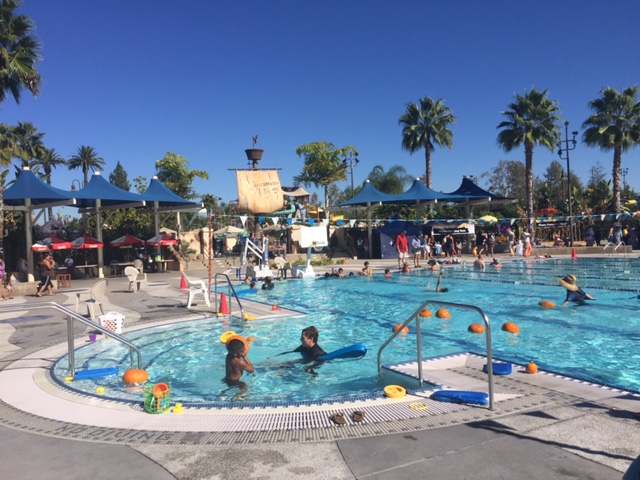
[342,151,359,218]
[70,180,86,233]
[557,121,578,247]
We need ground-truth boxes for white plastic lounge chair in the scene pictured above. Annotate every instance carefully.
[75,279,109,321]
[125,266,148,292]
[182,273,210,309]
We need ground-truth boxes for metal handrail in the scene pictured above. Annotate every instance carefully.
[377,300,495,411]
[213,273,244,320]
[0,302,142,378]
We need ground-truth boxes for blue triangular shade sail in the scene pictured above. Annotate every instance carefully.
[141,177,201,208]
[4,168,74,206]
[337,182,395,207]
[73,172,146,208]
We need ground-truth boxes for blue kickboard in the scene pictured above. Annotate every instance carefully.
[431,390,489,406]
[482,362,513,375]
[74,367,119,380]
[318,344,367,361]
[235,289,258,296]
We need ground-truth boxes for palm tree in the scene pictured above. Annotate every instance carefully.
[367,165,413,194]
[497,88,560,219]
[11,121,45,166]
[0,0,41,104]
[581,87,640,213]
[32,148,66,220]
[68,145,105,186]
[399,96,455,189]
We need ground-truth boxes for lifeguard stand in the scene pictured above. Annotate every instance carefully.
[242,237,272,280]
[291,226,328,279]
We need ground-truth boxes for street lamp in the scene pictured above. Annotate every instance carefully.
[557,121,578,247]
[70,179,82,192]
[70,179,86,233]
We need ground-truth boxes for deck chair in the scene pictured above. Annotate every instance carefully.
[182,273,210,309]
[125,266,148,292]
[274,256,287,278]
[75,279,109,321]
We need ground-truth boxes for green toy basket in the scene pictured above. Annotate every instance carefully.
[143,380,172,414]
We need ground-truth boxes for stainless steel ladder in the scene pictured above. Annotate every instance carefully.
[213,273,245,320]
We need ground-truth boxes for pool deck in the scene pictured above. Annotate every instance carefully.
[0,253,638,479]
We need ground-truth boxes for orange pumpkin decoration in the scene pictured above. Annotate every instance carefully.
[538,301,556,309]
[123,369,149,385]
[435,309,451,319]
[419,309,433,318]
[468,324,485,334]
[502,322,520,334]
[526,362,538,374]
[392,324,409,334]
[225,335,250,353]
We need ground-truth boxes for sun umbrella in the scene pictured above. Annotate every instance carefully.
[146,233,178,247]
[31,243,50,252]
[71,235,104,249]
[478,215,498,223]
[109,234,146,247]
[41,236,73,250]
[535,208,559,216]
[213,225,246,235]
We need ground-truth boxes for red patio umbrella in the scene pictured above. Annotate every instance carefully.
[535,208,559,216]
[146,233,178,247]
[109,234,146,247]
[31,243,50,252]
[71,235,104,249]
[42,236,72,250]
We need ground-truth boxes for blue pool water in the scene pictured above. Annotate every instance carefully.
[54,258,640,404]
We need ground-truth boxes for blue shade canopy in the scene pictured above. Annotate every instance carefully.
[4,168,75,206]
[445,177,510,201]
[72,172,146,208]
[141,176,201,208]
[337,181,395,207]
[392,179,484,204]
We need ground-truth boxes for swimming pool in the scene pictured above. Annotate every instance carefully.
[54,258,640,404]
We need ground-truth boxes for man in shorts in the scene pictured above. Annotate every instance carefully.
[396,230,409,269]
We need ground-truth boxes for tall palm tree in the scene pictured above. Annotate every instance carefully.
[0,0,41,104]
[399,96,455,189]
[497,88,560,219]
[581,86,640,213]
[32,148,66,220]
[367,165,413,194]
[11,120,45,166]
[68,145,105,186]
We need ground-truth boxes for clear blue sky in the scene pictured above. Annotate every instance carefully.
[3,0,640,207]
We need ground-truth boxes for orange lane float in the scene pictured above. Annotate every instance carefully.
[122,369,149,385]
[225,335,250,353]
[538,301,556,309]
[392,324,409,334]
[468,324,485,334]
[419,309,433,318]
[246,336,255,343]
[435,309,451,319]
[502,322,520,334]
[526,362,538,374]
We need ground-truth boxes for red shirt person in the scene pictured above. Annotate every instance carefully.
[396,231,409,269]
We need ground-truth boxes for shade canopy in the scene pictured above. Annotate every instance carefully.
[4,168,75,207]
[110,234,146,247]
[72,172,146,208]
[140,176,202,209]
[213,225,246,235]
[146,233,178,246]
[337,181,396,207]
[42,236,73,250]
[31,243,50,252]
[71,235,104,249]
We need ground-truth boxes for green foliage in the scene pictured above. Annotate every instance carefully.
[68,145,105,185]
[155,152,208,200]
[109,161,131,191]
[133,176,147,194]
[367,165,414,194]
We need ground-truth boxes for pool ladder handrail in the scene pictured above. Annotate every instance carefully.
[603,241,628,256]
[0,302,142,378]
[213,273,244,319]
[377,300,495,411]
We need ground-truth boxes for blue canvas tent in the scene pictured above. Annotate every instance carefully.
[374,214,422,259]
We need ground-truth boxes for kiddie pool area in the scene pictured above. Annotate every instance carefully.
[52,257,640,405]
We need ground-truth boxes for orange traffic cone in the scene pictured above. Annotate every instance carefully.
[571,248,577,259]
[219,293,230,316]
[179,275,187,290]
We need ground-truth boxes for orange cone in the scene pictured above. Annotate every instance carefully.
[179,275,187,290]
[571,248,577,259]
[219,293,230,316]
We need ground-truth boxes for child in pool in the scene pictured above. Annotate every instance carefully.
[224,339,254,387]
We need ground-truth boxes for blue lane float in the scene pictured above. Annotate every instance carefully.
[317,344,367,361]
[482,363,513,375]
[74,367,119,380]
[431,390,489,406]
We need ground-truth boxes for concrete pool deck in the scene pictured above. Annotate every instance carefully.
[0,254,638,479]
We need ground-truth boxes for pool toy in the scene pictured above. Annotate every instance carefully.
[153,382,169,398]
[144,381,172,414]
[538,301,556,308]
[272,305,280,311]
[317,344,367,361]
[64,377,74,383]
[431,390,489,406]
[384,385,406,398]
[95,387,105,395]
[468,324,485,334]
[236,289,257,296]
[246,336,255,343]
[435,309,451,319]
[419,309,432,318]
[173,403,183,414]
[219,331,237,344]
[225,335,250,353]
[74,367,119,380]
[243,314,257,321]
[501,322,520,334]
[483,363,512,375]
[122,369,149,385]
[409,402,429,411]
[526,362,538,374]
[392,324,409,334]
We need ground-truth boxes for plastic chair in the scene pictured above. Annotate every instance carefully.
[182,273,210,309]
[75,279,109,321]
[133,258,144,274]
[274,256,287,278]
[125,266,148,292]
